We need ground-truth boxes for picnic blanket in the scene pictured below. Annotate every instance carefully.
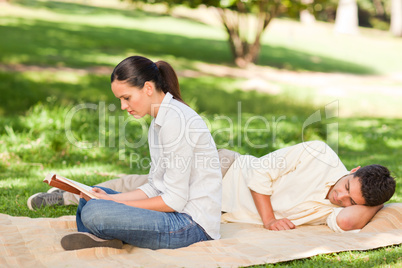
[0,203,401,267]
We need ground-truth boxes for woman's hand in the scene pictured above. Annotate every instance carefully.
[91,187,107,196]
[91,187,116,201]
[80,187,115,202]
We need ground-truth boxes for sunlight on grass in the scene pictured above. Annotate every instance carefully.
[3,1,225,40]
[30,165,126,188]
[23,70,82,84]
[385,138,402,149]
[262,19,402,74]
[3,54,30,64]
[0,178,29,188]
[340,134,367,152]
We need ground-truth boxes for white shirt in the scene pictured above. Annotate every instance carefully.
[138,93,222,239]
[221,141,348,232]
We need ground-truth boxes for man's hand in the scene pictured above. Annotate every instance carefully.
[250,190,296,231]
[264,218,295,231]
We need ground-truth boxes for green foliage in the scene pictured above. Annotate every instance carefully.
[123,0,320,66]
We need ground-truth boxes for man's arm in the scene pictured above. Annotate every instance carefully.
[250,190,295,231]
[336,204,384,231]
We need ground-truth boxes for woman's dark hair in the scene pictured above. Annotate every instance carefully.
[111,56,184,103]
[354,164,396,206]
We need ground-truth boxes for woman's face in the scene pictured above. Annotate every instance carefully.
[111,80,151,119]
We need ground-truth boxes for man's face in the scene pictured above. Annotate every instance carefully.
[327,174,366,207]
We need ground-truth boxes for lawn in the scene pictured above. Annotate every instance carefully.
[0,0,401,266]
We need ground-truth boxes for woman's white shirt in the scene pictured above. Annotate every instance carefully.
[138,93,222,239]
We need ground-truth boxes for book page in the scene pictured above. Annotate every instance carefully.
[62,177,93,193]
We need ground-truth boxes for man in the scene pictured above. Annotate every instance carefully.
[220,141,395,232]
[28,141,396,232]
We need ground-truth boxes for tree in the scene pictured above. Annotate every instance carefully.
[300,0,316,25]
[334,0,359,34]
[214,0,283,68]
[391,0,402,36]
[125,0,320,68]
[372,0,386,19]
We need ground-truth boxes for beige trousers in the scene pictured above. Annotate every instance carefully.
[63,149,240,205]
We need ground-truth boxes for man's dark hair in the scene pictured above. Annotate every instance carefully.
[354,164,396,206]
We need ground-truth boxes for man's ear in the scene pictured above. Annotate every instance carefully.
[350,166,361,173]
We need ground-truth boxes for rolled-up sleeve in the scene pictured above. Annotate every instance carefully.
[244,156,274,196]
[138,182,160,198]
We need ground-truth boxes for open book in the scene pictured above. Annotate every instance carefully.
[43,173,97,199]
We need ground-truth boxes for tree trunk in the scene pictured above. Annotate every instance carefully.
[372,0,385,17]
[216,1,278,68]
[391,0,402,37]
[217,8,247,67]
[300,0,316,25]
[300,10,316,25]
[334,0,359,34]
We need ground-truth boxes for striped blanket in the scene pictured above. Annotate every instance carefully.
[0,203,401,267]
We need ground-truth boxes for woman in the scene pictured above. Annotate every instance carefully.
[61,56,222,250]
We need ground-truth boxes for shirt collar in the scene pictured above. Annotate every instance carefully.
[154,92,173,126]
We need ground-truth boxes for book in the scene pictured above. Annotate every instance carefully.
[43,173,97,199]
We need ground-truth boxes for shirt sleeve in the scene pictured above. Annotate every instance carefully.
[138,182,160,198]
[246,141,340,196]
[326,207,361,233]
[245,142,313,195]
[243,155,275,196]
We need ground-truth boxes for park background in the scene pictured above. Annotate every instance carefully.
[0,0,401,266]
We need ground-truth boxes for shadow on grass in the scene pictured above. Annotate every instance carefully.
[180,77,318,116]
[257,45,375,74]
[0,69,321,118]
[12,0,153,18]
[0,71,112,115]
[1,7,376,74]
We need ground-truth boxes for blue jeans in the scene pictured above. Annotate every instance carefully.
[76,187,211,250]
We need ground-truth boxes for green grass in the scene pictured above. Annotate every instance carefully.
[2,104,400,216]
[252,245,402,267]
[0,0,401,267]
[2,0,402,74]
[260,19,402,75]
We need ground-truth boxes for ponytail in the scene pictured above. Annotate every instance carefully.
[155,61,186,104]
[111,56,186,105]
